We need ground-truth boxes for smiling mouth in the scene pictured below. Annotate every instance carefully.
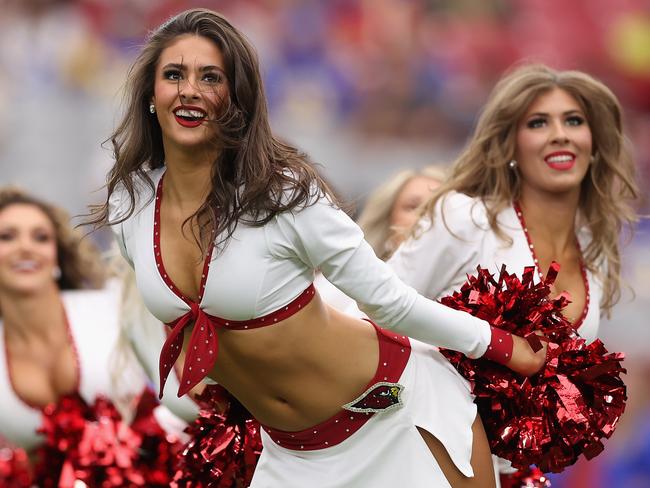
[11,260,40,272]
[173,107,207,128]
[544,152,576,171]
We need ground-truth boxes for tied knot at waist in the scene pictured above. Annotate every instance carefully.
[159,305,220,399]
[157,284,317,399]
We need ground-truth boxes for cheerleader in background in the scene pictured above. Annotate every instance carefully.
[316,165,445,311]
[358,166,446,261]
[93,9,548,487]
[388,63,639,486]
[0,187,175,486]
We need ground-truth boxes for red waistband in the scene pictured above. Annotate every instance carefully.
[262,323,411,451]
[158,284,316,399]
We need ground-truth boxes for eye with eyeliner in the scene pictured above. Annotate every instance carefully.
[33,230,53,243]
[566,115,585,126]
[163,69,182,81]
[201,72,223,84]
[526,117,546,129]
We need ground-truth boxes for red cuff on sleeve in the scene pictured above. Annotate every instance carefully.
[483,326,514,365]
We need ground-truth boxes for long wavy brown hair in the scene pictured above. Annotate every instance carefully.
[422,63,639,314]
[0,187,105,291]
[86,8,335,250]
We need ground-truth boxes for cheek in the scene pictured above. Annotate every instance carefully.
[515,130,539,159]
[390,207,414,228]
[579,129,593,153]
[42,242,59,266]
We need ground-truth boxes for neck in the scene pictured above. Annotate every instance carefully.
[1,285,64,344]
[518,187,580,254]
[163,147,217,210]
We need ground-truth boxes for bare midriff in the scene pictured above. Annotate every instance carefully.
[185,292,381,432]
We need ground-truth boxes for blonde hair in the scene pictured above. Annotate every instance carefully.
[423,63,639,314]
[358,166,447,260]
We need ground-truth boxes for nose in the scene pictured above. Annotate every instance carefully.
[550,120,569,144]
[16,234,38,253]
[178,78,201,102]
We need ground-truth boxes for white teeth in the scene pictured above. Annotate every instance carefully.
[546,154,573,163]
[175,109,206,118]
[13,261,38,271]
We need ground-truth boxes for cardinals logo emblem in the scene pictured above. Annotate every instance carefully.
[342,382,405,414]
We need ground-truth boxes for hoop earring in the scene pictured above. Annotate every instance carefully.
[508,159,518,169]
[149,103,156,114]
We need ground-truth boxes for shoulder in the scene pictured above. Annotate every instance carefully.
[108,167,165,222]
[437,192,488,221]
[61,282,120,312]
[272,167,328,209]
[419,191,490,239]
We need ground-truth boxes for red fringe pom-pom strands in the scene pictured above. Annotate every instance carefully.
[439,264,626,473]
[34,390,181,487]
[500,466,552,488]
[171,385,263,488]
[0,444,32,488]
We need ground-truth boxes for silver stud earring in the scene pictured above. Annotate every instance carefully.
[149,103,156,114]
[52,266,62,281]
[508,159,518,169]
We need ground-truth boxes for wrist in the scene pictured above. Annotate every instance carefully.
[483,326,514,364]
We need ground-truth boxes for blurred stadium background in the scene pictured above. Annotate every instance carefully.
[0,1,648,486]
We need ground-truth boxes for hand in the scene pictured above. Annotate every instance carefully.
[505,333,547,376]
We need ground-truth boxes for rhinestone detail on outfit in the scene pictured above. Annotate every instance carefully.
[513,201,590,328]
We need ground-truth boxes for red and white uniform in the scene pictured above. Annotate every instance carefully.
[0,284,147,451]
[388,191,603,485]
[109,167,502,487]
[389,192,601,344]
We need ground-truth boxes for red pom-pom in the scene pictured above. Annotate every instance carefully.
[500,466,552,488]
[0,444,32,488]
[172,385,263,488]
[440,264,626,473]
[34,389,181,487]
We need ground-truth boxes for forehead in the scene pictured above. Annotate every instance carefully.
[0,203,53,228]
[157,34,224,68]
[525,87,583,115]
[398,176,438,199]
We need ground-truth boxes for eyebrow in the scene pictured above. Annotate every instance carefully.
[526,109,584,118]
[161,63,225,73]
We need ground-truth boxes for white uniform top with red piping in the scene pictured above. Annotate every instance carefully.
[389,191,602,345]
[108,166,497,394]
[0,285,147,450]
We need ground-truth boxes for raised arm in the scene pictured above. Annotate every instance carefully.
[269,194,493,358]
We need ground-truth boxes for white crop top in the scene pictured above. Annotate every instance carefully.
[389,192,603,344]
[0,286,147,450]
[109,167,493,362]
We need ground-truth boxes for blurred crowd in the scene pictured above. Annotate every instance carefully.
[0,1,648,486]
[1,0,648,204]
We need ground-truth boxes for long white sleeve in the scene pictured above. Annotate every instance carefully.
[269,195,491,358]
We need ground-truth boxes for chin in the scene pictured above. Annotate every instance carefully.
[5,277,53,295]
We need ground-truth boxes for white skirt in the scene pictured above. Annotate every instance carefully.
[250,336,478,488]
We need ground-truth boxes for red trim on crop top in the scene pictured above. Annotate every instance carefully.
[513,202,589,329]
[154,175,317,398]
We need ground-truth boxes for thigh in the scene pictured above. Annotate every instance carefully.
[417,415,496,488]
